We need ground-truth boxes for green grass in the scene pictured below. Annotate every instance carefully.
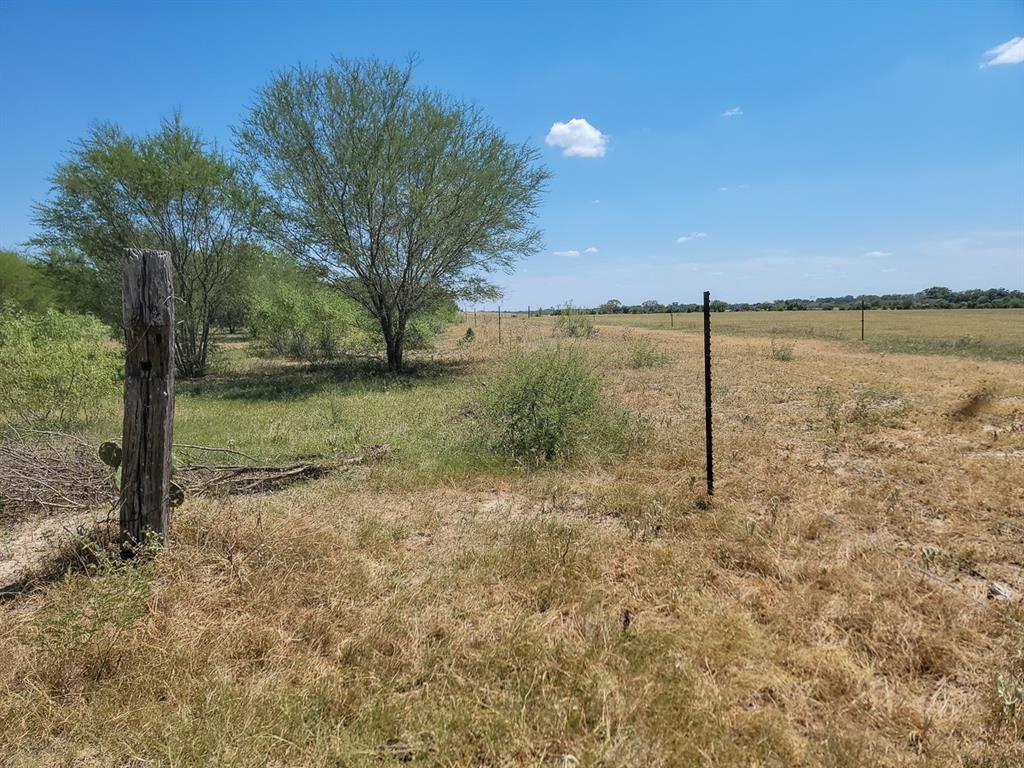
[80,350,502,489]
[587,308,1024,361]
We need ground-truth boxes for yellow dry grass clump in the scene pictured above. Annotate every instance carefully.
[1,311,1022,766]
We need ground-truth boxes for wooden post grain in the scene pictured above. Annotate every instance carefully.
[120,249,175,549]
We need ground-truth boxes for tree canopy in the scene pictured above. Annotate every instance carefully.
[32,115,263,377]
[238,58,548,371]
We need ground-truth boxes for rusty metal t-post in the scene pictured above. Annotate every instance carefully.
[498,305,502,345]
[861,299,865,341]
[120,249,175,550]
[703,290,714,496]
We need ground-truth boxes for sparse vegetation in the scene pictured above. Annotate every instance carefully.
[620,328,669,368]
[2,312,1023,765]
[553,303,597,338]
[768,336,795,361]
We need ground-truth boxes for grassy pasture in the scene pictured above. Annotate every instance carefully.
[2,310,1024,766]
[579,308,1024,361]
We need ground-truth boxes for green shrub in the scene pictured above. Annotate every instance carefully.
[250,266,457,364]
[249,280,364,362]
[768,337,795,361]
[620,329,668,368]
[0,249,57,312]
[476,345,641,465]
[0,309,121,427]
[553,303,597,338]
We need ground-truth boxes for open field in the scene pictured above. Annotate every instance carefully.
[2,312,1024,766]
[548,308,1023,362]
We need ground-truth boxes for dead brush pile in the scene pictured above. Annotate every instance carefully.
[0,431,391,523]
[0,431,115,524]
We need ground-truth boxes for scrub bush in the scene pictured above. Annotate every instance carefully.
[0,309,121,427]
[477,345,642,465]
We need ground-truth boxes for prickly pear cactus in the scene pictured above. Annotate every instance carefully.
[169,481,185,508]
[98,441,122,469]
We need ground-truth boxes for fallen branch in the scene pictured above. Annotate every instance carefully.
[176,444,390,496]
[173,443,261,463]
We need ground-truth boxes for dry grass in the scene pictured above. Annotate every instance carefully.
[2,314,1023,766]
[584,308,1024,361]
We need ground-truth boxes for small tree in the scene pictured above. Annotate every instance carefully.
[239,58,548,371]
[33,115,262,377]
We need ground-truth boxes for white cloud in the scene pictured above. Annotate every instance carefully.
[554,245,599,258]
[863,250,892,258]
[717,183,750,192]
[591,199,601,204]
[981,36,1024,67]
[676,232,708,243]
[722,107,743,117]
[545,118,608,158]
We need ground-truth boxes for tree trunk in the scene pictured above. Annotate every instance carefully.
[175,314,211,378]
[381,315,406,372]
[385,333,404,372]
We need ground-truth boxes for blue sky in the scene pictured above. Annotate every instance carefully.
[1,0,1021,306]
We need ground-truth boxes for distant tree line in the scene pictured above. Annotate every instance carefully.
[521,287,1023,316]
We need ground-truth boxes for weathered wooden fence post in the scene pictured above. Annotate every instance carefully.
[498,305,502,345]
[703,291,714,496]
[120,249,175,550]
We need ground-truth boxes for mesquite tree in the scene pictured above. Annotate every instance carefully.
[33,115,261,377]
[238,59,548,371]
